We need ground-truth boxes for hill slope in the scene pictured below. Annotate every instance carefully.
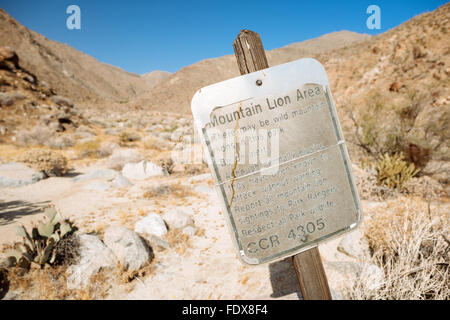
[131,30,371,114]
[0,8,152,104]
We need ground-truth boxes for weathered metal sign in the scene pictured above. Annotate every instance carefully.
[191,58,362,265]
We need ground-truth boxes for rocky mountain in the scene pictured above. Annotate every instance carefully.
[320,3,449,182]
[0,46,86,143]
[0,8,153,104]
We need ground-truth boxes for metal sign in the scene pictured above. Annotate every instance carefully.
[191,58,362,265]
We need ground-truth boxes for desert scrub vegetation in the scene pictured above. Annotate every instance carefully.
[348,197,449,300]
[4,265,110,300]
[118,130,140,146]
[143,183,195,200]
[344,88,444,169]
[16,149,69,177]
[75,138,113,159]
[372,152,420,189]
[5,208,78,269]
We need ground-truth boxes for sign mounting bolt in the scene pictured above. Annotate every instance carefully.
[256,79,262,86]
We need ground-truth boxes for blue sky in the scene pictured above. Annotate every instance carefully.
[1,0,447,74]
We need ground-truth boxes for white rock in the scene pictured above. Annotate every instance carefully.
[337,229,370,260]
[163,208,194,229]
[0,162,45,188]
[135,213,167,237]
[66,234,117,289]
[112,175,133,188]
[122,160,168,180]
[103,226,151,272]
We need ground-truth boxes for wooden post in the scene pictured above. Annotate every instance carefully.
[233,29,332,300]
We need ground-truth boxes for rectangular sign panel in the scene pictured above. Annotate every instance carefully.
[191,58,362,265]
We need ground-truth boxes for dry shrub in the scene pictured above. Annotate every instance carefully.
[115,261,155,284]
[143,183,195,200]
[16,149,69,176]
[53,234,80,266]
[119,131,140,145]
[348,197,449,300]
[165,228,191,256]
[373,152,420,189]
[155,152,174,174]
[75,139,111,159]
[6,265,111,300]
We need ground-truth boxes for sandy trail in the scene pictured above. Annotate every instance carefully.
[0,165,374,299]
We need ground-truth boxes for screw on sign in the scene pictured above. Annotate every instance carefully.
[191,30,362,300]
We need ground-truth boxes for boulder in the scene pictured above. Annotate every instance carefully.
[66,234,117,289]
[112,175,133,188]
[163,208,194,229]
[122,160,168,180]
[0,162,45,188]
[337,229,370,260]
[134,213,167,237]
[103,226,151,272]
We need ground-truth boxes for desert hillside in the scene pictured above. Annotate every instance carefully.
[141,71,171,89]
[132,30,371,114]
[0,4,449,301]
[0,8,153,104]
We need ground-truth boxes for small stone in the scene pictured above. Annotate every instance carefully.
[135,213,168,237]
[337,229,370,260]
[112,175,133,188]
[103,226,151,272]
[163,208,194,229]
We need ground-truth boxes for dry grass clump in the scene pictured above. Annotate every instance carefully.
[344,88,444,170]
[16,148,69,176]
[75,139,112,159]
[348,197,449,300]
[165,228,191,255]
[373,152,420,189]
[115,261,155,284]
[118,131,140,145]
[6,266,110,300]
[143,183,195,200]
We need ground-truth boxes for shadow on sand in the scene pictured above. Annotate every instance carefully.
[0,200,50,226]
[269,257,303,299]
